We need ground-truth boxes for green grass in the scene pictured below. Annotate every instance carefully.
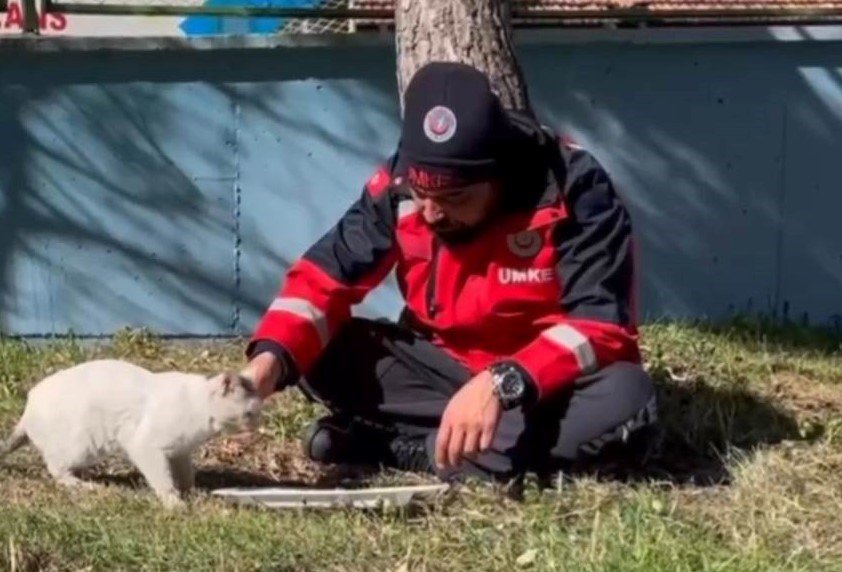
[0,321,840,571]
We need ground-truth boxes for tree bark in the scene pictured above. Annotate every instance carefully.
[394,0,532,117]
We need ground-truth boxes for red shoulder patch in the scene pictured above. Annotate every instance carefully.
[364,167,391,198]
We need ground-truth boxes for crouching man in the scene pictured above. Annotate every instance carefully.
[241,61,659,483]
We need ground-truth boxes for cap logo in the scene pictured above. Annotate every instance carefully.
[423,105,457,143]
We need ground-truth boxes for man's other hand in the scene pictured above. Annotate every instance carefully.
[435,369,502,470]
[240,351,285,400]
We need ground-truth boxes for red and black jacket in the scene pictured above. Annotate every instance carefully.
[247,115,641,402]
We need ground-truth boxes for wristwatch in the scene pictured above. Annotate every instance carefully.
[487,362,532,410]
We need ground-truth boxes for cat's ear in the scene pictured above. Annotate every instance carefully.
[213,372,256,397]
[221,373,236,396]
[207,373,232,396]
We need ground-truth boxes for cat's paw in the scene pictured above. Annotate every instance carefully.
[159,492,187,511]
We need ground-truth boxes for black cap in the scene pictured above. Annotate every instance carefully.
[398,61,515,190]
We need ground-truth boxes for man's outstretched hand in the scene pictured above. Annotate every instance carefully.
[240,351,285,400]
[435,369,502,471]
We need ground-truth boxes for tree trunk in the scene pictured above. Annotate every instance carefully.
[394,0,532,117]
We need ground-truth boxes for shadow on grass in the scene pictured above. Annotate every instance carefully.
[81,464,436,516]
[567,377,803,488]
[83,468,313,491]
[79,464,385,491]
[197,465,384,490]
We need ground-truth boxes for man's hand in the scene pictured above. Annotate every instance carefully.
[435,369,502,470]
[240,351,285,400]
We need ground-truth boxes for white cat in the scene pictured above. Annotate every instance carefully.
[0,358,261,508]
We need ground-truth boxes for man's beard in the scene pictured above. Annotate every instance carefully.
[428,221,485,245]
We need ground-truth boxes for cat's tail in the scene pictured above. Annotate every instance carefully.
[0,420,28,461]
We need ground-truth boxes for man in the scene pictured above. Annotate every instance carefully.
[241,61,658,483]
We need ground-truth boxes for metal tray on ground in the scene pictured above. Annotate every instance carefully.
[211,483,450,509]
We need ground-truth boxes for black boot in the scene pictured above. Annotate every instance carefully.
[301,414,392,466]
[303,415,436,475]
[384,433,435,474]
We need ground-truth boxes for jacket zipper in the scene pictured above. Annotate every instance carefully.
[426,238,440,319]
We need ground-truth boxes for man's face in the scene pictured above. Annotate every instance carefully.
[410,180,501,244]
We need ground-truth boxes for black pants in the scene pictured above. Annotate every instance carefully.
[298,318,658,482]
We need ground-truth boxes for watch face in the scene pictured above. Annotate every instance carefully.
[499,371,524,397]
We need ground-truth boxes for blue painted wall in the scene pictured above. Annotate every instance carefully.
[2,37,842,336]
